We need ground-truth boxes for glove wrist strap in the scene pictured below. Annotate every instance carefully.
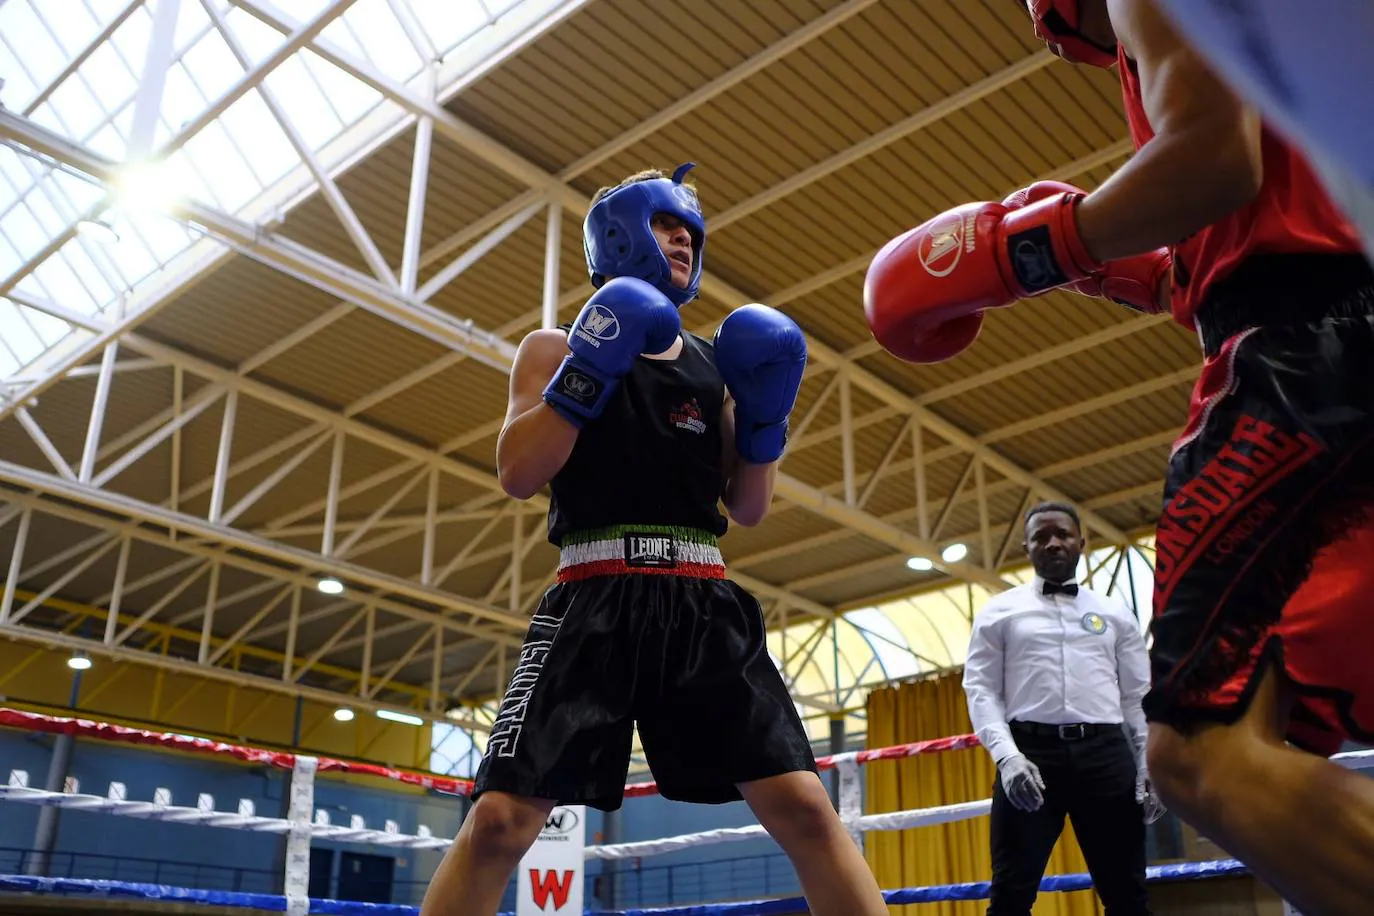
[1001,192,1104,296]
[736,418,788,465]
[542,354,620,428]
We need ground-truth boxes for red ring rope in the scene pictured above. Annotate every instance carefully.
[0,707,981,799]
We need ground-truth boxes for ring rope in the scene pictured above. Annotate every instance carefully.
[4,706,1373,862]
[0,858,1253,915]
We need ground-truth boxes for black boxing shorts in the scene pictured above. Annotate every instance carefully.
[471,524,817,811]
[1144,254,1374,755]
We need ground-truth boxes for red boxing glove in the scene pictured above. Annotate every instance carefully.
[1005,182,1171,314]
[863,188,1103,363]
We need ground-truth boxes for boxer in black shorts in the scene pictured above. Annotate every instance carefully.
[418,164,887,916]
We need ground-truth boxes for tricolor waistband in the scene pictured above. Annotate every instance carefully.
[557,525,725,582]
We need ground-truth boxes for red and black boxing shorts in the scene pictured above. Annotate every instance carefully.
[1145,254,1374,756]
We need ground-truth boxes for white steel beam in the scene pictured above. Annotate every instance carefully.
[857,416,915,511]
[162,0,363,164]
[839,371,856,506]
[734,428,1174,578]
[219,431,333,528]
[912,314,1174,406]
[771,472,1009,590]
[0,509,32,624]
[4,291,506,506]
[0,3,1137,703]
[913,422,929,539]
[14,409,76,481]
[199,0,396,289]
[334,467,429,559]
[790,328,1136,544]
[96,385,227,489]
[417,199,544,302]
[0,464,527,637]
[22,1,146,117]
[0,111,518,371]
[128,0,181,158]
[360,605,375,698]
[558,0,882,180]
[3,611,477,729]
[236,23,1137,560]
[366,627,431,701]
[206,585,293,665]
[257,456,420,535]
[541,201,561,330]
[767,140,1136,308]
[399,64,437,296]
[102,538,134,645]
[112,565,209,647]
[9,538,122,626]
[711,53,1055,231]
[290,605,368,683]
[78,342,120,483]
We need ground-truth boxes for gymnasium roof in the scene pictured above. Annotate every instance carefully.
[0,0,1179,754]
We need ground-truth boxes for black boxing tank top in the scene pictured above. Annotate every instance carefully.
[546,329,729,545]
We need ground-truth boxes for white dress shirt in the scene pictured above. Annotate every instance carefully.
[963,577,1151,767]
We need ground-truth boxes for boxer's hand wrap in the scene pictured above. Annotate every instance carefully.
[714,304,807,465]
[543,277,682,428]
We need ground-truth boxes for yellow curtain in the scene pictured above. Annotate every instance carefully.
[865,673,1104,916]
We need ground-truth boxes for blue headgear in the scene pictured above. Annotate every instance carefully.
[583,162,705,308]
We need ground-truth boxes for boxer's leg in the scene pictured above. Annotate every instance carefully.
[1146,300,1374,916]
[1150,662,1374,916]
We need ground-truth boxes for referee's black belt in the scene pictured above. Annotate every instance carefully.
[1010,720,1119,741]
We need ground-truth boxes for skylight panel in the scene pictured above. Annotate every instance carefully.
[408,0,491,55]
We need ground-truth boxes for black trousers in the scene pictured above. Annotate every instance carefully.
[987,722,1149,916]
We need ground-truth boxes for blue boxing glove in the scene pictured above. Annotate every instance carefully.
[543,277,681,427]
[714,304,808,464]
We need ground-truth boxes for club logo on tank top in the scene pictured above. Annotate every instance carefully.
[669,398,706,434]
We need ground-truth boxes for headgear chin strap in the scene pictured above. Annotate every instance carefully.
[583,162,705,308]
[1027,0,1118,69]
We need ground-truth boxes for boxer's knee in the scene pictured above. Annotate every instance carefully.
[461,793,551,866]
[1147,723,1208,814]
[1148,716,1275,833]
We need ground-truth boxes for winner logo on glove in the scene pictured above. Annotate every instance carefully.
[919,211,977,278]
[574,306,620,347]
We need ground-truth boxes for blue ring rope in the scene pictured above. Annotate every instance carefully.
[0,859,1251,916]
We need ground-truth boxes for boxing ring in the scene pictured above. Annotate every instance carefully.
[1,708,1368,915]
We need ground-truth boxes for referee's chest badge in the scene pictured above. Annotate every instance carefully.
[1081,612,1108,635]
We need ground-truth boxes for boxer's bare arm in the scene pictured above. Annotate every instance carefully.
[1074,0,1263,262]
[720,396,777,527]
[497,329,580,499]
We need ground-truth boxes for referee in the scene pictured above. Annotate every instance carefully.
[963,501,1163,916]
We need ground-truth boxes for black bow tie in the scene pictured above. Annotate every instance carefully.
[1043,581,1079,597]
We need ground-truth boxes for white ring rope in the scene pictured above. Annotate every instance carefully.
[2,707,1372,867]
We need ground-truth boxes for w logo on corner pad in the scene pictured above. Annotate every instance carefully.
[542,807,580,837]
[527,869,575,911]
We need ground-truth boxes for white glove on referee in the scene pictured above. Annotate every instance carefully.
[999,754,1046,812]
[1136,769,1166,824]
